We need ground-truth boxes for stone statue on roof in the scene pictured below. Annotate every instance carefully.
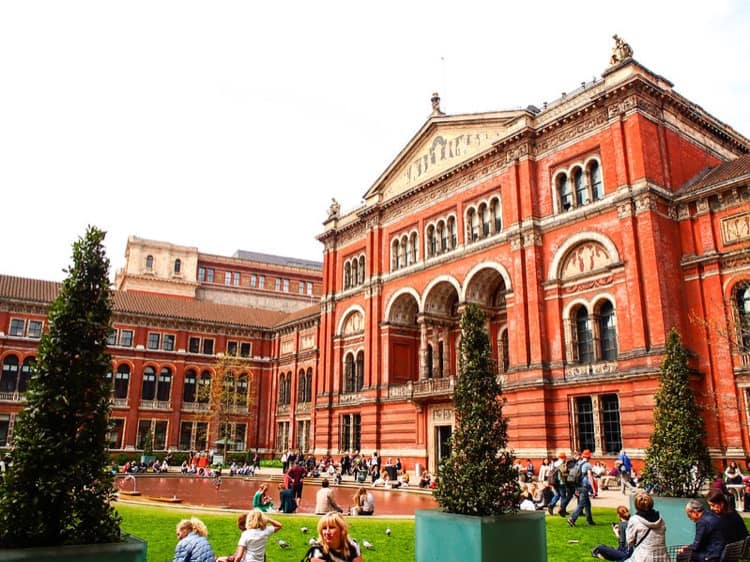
[610,34,633,65]
[327,198,341,220]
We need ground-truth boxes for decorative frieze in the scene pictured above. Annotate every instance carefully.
[721,212,750,245]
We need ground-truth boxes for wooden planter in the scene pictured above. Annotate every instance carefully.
[0,534,146,562]
[415,509,546,562]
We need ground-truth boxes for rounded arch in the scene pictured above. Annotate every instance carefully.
[462,261,513,302]
[384,287,421,324]
[561,297,592,322]
[422,275,461,315]
[591,292,618,313]
[548,232,620,281]
[336,304,366,336]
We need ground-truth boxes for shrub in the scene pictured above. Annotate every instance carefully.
[434,303,519,515]
[641,327,712,497]
[0,226,122,547]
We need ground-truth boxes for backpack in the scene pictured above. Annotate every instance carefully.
[566,459,583,485]
[547,465,559,486]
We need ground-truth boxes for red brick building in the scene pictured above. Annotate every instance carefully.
[2,44,750,473]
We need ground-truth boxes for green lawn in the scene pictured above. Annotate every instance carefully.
[119,503,631,562]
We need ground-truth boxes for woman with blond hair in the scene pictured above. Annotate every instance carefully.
[173,517,214,562]
[307,512,362,562]
[216,509,282,562]
[351,486,374,515]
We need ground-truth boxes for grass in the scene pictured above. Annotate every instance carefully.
[118,504,414,562]
[119,502,750,562]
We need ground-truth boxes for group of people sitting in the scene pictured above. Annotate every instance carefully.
[591,489,748,561]
[121,458,169,474]
[172,510,364,562]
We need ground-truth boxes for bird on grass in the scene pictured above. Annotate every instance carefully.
[309,538,316,546]
[385,528,391,536]
[278,539,290,549]
[362,540,374,550]
[300,527,309,534]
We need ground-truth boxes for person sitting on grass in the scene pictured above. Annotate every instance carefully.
[252,483,273,512]
[306,511,363,562]
[216,509,282,562]
[591,505,632,561]
[173,517,214,562]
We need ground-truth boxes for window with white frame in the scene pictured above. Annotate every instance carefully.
[567,299,618,364]
[344,254,366,287]
[120,329,134,347]
[572,393,622,454]
[9,319,25,337]
[554,157,604,213]
[27,320,43,339]
[465,196,502,245]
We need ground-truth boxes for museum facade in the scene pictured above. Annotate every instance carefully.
[2,44,750,473]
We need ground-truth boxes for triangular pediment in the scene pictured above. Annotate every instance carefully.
[365,111,528,203]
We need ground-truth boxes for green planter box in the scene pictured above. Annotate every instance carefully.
[416,509,546,562]
[0,535,147,562]
[630,495,698,547]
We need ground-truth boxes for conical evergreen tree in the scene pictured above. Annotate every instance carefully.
[434,303,519,515]
[0,226,122,547]
[641,327,712,497]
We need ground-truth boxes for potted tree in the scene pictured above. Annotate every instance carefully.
[415,304,546,562]
[0,226,146,561]
[640,327,712,547]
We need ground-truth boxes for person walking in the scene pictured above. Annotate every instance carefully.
[567,449,595,526]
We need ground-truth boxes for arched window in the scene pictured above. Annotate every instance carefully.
[427,225,436,257]
[438,221,447,253]
[426,344,434,378]
[480,203,490,237]
[574,168,587,206]
[298,369,307,403]
[157,367,172,402]
[498,329,509,373]
[736,284,750,351]
[344,262,351,289]
[355,350,364,391]
[183,369,197,403]
[237,374,248,406]
[398,236,406,267]
[174,259,182,274]
[114,364,130,399]
[1,355,19,393]
[306,368,313,402]
[359,256,365,283]
[437,341,444,378]
[278,373,286,404]
[19,357,35,393]
[145,255,154,271]
[141,366,156,400]
[575,308,594,364]
[285,372,292,404]
[467,209,479,241]
[598,301,618,361]
[344,354,355,393]
[490,199,502,233]
[391,240,400,270]
[588,160,603,201]
[558,174,573,212]
[410,232,418,263]
[198,371,211,403]
[447,217,456,249]
[224,373,235,405]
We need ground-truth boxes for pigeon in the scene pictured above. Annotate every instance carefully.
[301,527,309,534]
[278,539,290,549]
[385,528,391,536]
[362,540,374,550]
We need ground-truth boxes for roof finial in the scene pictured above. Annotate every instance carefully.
[431,92,444,116]
[609,34,633,66]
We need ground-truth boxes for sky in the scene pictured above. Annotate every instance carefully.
[1,1,749,282]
